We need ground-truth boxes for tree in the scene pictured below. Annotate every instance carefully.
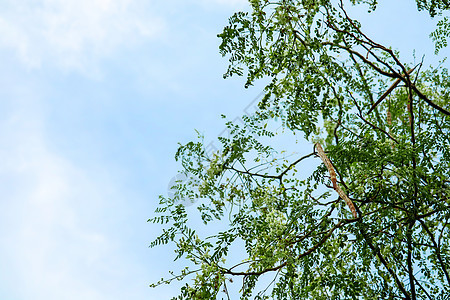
[150,0,450,299]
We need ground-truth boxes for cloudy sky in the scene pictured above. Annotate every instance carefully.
[0,0,446,299]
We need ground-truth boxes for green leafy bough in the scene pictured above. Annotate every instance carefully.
[150,0,450,299]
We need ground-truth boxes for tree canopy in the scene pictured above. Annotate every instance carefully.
[150,0,450,299]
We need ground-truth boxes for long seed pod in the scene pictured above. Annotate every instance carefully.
[335,185,357,218]
[315,143,357,218]
[387,109,395,150]
[387,109,392,127]
[315,143,337,189]
[387,98,395,149]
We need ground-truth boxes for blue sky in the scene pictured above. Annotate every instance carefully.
[0,0,446,299]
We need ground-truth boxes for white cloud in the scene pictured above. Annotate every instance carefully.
[0,98,139,299]
[0,0,164,72]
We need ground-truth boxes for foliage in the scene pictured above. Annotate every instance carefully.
[150,0,450,299]
[431,17,450,54]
